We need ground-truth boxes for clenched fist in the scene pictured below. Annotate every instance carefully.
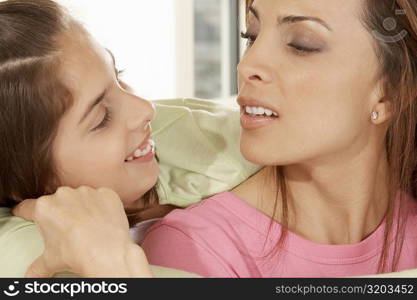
[13,186,152,278]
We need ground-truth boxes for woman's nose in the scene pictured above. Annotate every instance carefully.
[125,95,156,132]
[237,45,273,85]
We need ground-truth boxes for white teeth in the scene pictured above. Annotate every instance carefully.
[144,144,151,154]
[134,149,143,158]
[127,139,156,162]
[244,106,278,117]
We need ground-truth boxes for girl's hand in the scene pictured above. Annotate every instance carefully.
[12,186,153,278]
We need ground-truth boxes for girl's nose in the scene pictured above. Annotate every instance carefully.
[125,95,155,132]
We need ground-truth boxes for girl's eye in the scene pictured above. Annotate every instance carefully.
[116,69,124,83]
[240,31,257,47]
[92,107,112,131]
[287,43,321,55]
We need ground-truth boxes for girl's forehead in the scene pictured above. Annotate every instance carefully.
[58,33,111,92]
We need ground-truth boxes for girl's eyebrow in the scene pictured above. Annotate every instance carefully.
[78,49,118,126]
[248,6,332,32]
[105,48,117,69]
[79,89,108,126]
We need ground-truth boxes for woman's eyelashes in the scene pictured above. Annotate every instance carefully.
[240,31,257,47]
[287,42,321,54]
[240,31,322,55]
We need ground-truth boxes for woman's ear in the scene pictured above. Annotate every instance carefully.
[372,99,393,124]
[370,80,392,124]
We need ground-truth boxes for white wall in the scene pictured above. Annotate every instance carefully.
[58,0,178,100]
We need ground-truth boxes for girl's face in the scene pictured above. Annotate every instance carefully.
[53,29,159,209]
[238,0,386,166]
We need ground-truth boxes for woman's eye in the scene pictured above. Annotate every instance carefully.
[287,43,321,55]
[240,31,257,47]
[92,107,112,131]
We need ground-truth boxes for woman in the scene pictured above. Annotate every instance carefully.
[10,0,417,278]
[140,0,417,277]
[0,0,259,277]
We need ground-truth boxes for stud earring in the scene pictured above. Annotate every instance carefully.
[371,111,379,121]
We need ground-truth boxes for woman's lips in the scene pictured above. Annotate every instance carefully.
[240,109,279,130]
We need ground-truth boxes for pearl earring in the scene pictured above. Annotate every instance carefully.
[371,111,379,121]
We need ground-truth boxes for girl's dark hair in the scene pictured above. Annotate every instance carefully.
[0,0,73,206]
[0,0,157,225]
[245,0,417,273]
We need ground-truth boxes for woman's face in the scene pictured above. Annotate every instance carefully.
[238,0,384,166]
[53,29,159,209]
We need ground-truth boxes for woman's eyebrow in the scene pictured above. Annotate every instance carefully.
[248,6,332,32]
[279,15,332,31]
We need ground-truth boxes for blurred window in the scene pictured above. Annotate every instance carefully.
[58,0,240,100]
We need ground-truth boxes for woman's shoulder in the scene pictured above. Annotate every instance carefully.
[0,208,44,277]
[144,191,256,247]
[400,194,417,238]
[149,192,237,230]
[142,193,251,277]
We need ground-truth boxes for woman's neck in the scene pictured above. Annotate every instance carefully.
[231,149,390,245]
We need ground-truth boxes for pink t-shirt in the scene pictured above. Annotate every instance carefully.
[142,192,417,278]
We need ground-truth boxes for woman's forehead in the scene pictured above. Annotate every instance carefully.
[250,0,364,24]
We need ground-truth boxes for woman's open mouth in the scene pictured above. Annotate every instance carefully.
[240,105,279,130]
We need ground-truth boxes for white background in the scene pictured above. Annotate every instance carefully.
[58,0,180,100]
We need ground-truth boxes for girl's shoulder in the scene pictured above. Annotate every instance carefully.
[0,208,44,277]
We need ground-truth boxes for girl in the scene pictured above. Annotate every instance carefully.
[0,0,259,277]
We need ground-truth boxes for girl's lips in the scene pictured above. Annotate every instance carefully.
[127,145,155,164]
[240,111,279,130]
[125,139,156,163]
[125,132,151,159]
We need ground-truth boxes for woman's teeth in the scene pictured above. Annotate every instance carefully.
[244,106,278,117]
[125,140,155,162]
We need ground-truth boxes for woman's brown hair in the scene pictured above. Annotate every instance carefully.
[245,0,417,273]
[0,0,157,225]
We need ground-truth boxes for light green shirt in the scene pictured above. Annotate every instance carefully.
[153,98,260,207]
[0,98,260,277]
